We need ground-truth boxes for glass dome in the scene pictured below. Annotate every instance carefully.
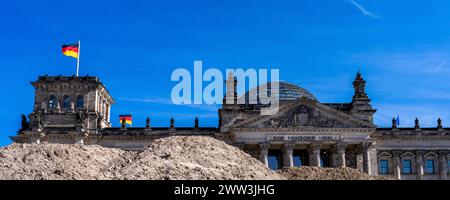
[239,81,317,105]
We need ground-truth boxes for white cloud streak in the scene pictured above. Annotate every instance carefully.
[432,60,447,74]
[349,0,380,18]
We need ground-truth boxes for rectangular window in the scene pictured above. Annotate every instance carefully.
[379,159,388,174]
[402,159,412,174]
[267,151,283,170]
[425,159,435,174]
[293,150,309,167]
[320,151,331,167]
[293,156,302,167]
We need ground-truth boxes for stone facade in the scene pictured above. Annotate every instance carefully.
[10,73,450,180]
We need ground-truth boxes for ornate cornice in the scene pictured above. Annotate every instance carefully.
[372,134,450,141]
[231,127,375,133]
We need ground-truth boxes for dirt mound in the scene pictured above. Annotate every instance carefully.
[117,136,282,180]
[0,137,388,180]
[0,143,128,180]
[0,136,282,180]
[278,167,388,180]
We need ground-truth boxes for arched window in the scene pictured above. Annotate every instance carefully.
[76,96,84,109]
[63,95,71,108]
[48,95,57,109]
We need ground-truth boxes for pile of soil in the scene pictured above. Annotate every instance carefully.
[0,136,388,180]
[116,136,282,180]
[0,136,282,180]
[0,143,129,180]
[278,167,388,180]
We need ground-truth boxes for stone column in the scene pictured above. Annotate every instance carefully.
[415,150,424,180]
[336,143,347,168]
[70,102,75,112]
[309,143,321,167]
[331,147,339,168]
[56,101,61,113]
[439,150,448,180]
[393,150,402,180]
[362,142,372,175]
[356,153,364,172]
[283,143,294,168]
[107,105,111,122]
[259,143,270,168]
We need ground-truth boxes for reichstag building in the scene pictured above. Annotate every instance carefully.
[10,72,450,180]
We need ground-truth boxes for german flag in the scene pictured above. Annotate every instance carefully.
[119,114,132,125]
[62,43,79,59]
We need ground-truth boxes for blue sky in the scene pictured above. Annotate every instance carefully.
[1,0,450,146]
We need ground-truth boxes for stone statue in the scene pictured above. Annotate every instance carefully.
[145,117,151,129]
[352,71,368,98]
[170,118,175,129]
[76,110,89,131]
[121,118,126,129]
[414,118,420,129]
[20,114,29,132]
[194,117,199,129]
[392,118,397,129]
[437,118,443,129]
[33,109,44,130]
[76,111,88,124]
[97,117,102,129]
[76,112,83,123]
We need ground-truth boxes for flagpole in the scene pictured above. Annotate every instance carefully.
[76,40,80,77]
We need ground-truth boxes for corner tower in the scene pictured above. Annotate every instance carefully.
[13,75,114,144]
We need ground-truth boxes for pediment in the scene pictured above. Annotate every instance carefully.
[378,152,392,157]
[233,98,375,128]
[424,152,438,158]
[401,152,415,158]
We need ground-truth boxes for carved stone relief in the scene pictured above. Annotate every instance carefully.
[262,104,351,128]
